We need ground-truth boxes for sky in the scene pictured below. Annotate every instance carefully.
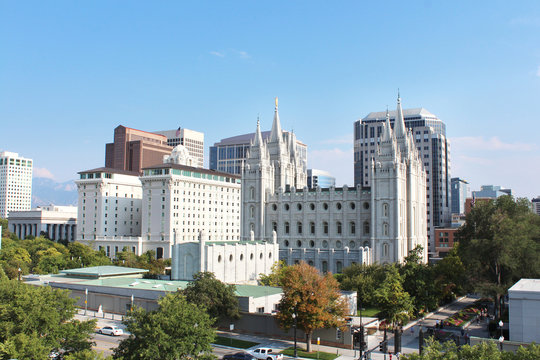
[1,1,539,198]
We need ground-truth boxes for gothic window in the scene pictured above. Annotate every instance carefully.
[249,206,254,218]
[297,222,303,234]
[250,223,254,232]
[296,240,302,247]
[323,222,328,235]
[383,203,389,217]
[337,221,342,235]
[363,221,370,235]
[250,187,255,199]
[336,202,342,210]
[350,221,356,235]
[322,261,328,273]
[336,261,343,274]
[310,222,315,235]
[383,222,389,236]
[285,222,290,234]
[383,242,389,257]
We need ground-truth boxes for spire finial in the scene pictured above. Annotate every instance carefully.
[397,89,401,101]
[275,97,278,110]
[257,113,260,125]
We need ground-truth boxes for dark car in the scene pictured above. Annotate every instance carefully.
[223,352,257,360]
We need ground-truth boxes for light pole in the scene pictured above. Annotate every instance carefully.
[131,294,134,311]
[292,312,298,358]
[17,267,21,281]
[498,320,504,351]
[85,288,88,315]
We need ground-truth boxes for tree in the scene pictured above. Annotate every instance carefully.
[258,260,288,287]
[113,293,215,360]
[432,247,466,303]
[457,196,540,317]
[374,265,414,327]
[335,263,386,309]
[182,271,240,323]
[0,277,97,359]
[276,262,348,352]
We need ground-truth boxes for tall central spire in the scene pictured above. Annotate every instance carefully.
[269,97,282,144]
[253,116,263,147]
[394,91,406,138]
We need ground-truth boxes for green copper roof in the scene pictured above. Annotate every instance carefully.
[234,284,282,298]
[60,266,148,278]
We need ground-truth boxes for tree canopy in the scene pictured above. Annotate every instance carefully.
[182,271,240,324]
[0,277,97,359]
[374,265,414,327]
[276,262,348,352]
[113,292,215,360]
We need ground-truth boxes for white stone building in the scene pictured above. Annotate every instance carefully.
[8,205,77,241]
[0,151,33,219]
[153,127,205,168]
[508,278,540,343]
[75,168,143,257]
[242,97,428,272]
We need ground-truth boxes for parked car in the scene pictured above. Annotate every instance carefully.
[223,352,257,360]
[248,348,283,360]
[98,326,124,336]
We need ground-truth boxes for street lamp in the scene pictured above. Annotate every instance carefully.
[131,294,134,311]
[292,312,298,358]
[498,320,504,351]
[17,267,21,281]
[85,288,88,315]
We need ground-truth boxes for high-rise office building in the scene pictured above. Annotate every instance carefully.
[472,185,511,199]
[0,151,33,219]
[105,126,173,174]
[209,130,307,176]
[307,169,336,189]
[532,197,540,216]
[153,128,204,168]
[354,97,451,256]
[451,177,470,215]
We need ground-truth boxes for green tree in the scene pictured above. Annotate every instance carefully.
[433,247,466,303]
[0,277,97,359]
[113,293,215,360]
[258,260,288,287]
[67,242,112,268]
[182,271,240,323]
[374,265,414,327]
[276,262,348,352]
[336,263,386,308]
[457,196,540,317]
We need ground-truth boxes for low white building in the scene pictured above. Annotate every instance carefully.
[509,278,540,343]
[171,230,280,284]
[8,205,77,241]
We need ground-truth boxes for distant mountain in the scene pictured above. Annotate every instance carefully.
[32,178,78,207]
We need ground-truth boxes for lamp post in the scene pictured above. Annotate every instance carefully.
[17,267,21,281]
[85,288,88,315]
[131,294,134,311]
[292,312,298,358]
[498,320,504,351]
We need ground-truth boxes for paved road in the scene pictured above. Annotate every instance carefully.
[93,332,126,357]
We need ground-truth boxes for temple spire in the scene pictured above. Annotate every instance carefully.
[269,97,283,144]
[394,91,406,138]
[381,106,393,142]
[253,116,263,147]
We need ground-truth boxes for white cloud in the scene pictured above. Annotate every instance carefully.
[308,147,354,187]
[319,134,353,145]
[33,167,54,179]
[450,136,536,152]
[236,50,251,59]
[209,51,225,58]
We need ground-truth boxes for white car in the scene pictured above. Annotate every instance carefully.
[98,326,124,336]
[248,348,283,360]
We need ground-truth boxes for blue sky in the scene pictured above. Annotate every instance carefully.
[1,1,539,198]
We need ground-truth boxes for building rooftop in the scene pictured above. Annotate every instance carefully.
[78,167,140,177]
[362,108,439,121]
[214,130,306,147]
[509,279,540,294]
[60,266,149,279]
[142,163,241,179]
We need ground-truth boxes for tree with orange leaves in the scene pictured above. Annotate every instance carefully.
[276,262,349,352]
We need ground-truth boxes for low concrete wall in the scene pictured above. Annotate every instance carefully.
[218,312,354,349]
[469,336,532,353]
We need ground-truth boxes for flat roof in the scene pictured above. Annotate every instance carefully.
[143,163,241,179]
[509,278,540,293]
[78,167,140,176]
[60,266,149,278]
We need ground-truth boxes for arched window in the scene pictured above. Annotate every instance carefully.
[383,242,389,257]
[322,261,328,273]
[310,222,315,235]
[383,222,389,236]
[363,221,370,235]
[297,222,303,234]
[336,261,343,274]
[250,187,255,200]
[337,222,342,235]
[249,206,254,218]
[285,222,290,234]
[323,222,329,235]
[383,203,389,217]
[250,223,254,232]
[350,221,356,235]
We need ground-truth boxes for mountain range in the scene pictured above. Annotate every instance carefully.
[32,177,78,207]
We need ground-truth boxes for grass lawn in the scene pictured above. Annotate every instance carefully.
[213,336,260,349]
[281,347,339,360]
[360,307,380,317]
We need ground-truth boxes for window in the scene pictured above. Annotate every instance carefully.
[272,222,277,232]
[310,222,315,235]
[383,203,389,217]
[337,221,342,235]
[363,221,370,235]
[336,261,343,274]
[323,222,328,235]
[322,261,328,273]
[383,242,389,257]
[350,221,356,235]
[383,223,389,236]
[285,222,290,234]
[297,222,302,234]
